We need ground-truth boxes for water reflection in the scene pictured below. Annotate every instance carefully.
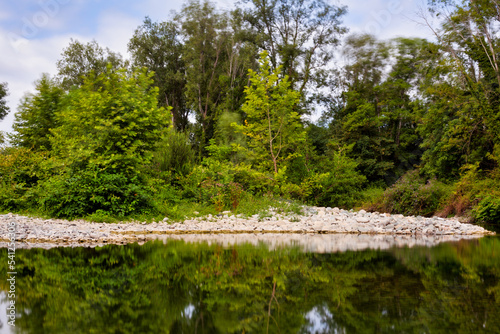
[0,292,15,334]
[149,233,485,253]
[3,232,486,251]
[0,236,498,333]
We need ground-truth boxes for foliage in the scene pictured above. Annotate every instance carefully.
[0,147,50,211]
[208,112,248,164]
[33,67,170,217]
[34,166,154,218]
[371,170,452,217]
[152,130,195,177]
[10,74,64,151]
[332,35,428,184]
[56,39,127,90]
[474,196,500,224]
[242,0,347,105]
[234,51,305,174]
[0,81,9,121]
[50,67,170,177]
[177,0,257,155]
[310,151,367,208]
[7,0,500,220]
[178,157,244,212]
[128,17,189,131]
[417,0,500,178]
[439,164,500,219]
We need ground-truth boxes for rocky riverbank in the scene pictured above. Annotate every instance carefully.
[0,206,495,248]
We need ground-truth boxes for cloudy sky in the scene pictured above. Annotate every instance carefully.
[0,0,435,134]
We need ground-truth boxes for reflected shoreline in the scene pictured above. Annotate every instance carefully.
[0,233,488,252]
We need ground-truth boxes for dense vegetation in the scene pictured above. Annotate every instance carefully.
[0,237,499,332]
[1,0,500,223]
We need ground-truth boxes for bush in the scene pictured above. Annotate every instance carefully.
[474,196,500,224]
[152,130,195,177]
[439,164,500,219]
[179,158,247,212]
[0,147,50,211]
[34,166,154,218]
[309,152,366,208]
[374,170,452,217]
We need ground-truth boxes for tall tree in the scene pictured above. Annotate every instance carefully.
[332,35,430,183]
[332,34,392,182]
[0,82,9,121]
[50,67,170,176]
[242,0,347,108]
[233,51,305,174]
[177,0,255,155]
[418,0,500,176]
[128,17,189,131]
[56,39,127,90]
[11,74,65,151]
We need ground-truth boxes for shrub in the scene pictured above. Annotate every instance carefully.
[179,158,247,212]
[152,130,194,177]
[473,196,500,224]
[439,164,500,218]
[375,170,452,217]
[310,152,366,208]
[34,166,154,218]
[0,147,50,211]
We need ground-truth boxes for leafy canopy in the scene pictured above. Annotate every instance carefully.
[234,51,305,174]
[50,66,171,176]
[11,74,64,151]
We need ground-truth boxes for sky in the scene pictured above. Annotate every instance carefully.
[0,0,436,134]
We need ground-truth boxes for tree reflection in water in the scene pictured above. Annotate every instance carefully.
[0,236,498,333]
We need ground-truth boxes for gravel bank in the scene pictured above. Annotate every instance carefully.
[0,206,495,248]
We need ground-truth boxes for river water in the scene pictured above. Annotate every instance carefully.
[0,234,499,333]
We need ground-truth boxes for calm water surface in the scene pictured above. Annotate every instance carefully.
[0,235,499,333]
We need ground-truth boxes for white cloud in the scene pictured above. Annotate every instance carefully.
[0,29,82,133]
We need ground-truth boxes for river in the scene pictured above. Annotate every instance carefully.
[0,234,499,333]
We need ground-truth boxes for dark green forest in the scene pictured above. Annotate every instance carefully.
[1,0,500,223]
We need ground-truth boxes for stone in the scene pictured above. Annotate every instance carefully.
[0,206,495,248]
[355,217,370,223]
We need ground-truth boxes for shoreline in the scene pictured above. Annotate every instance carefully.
[0,207,495,248]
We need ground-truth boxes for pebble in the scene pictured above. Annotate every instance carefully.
[0,206,495,248]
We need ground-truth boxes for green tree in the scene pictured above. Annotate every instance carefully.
[234,51,305,174]
[242,0,347,107]
[128,17,189,131]
[50,66,170,175]
[331,35,392,182]
[56,39,127,90]
[417,0,500,177]
[10,74,65,151]
[0,81,9,121]
[30,67,170,218]
[177,0,255,156]
[177,0,231,155]
[331,35,430,184]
